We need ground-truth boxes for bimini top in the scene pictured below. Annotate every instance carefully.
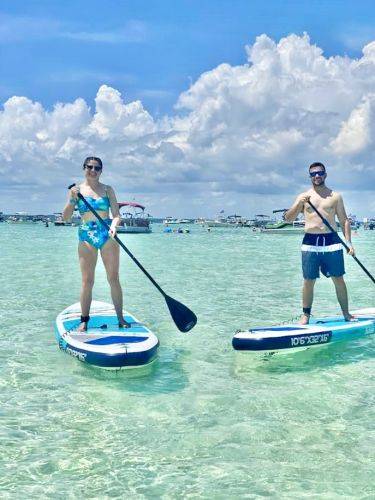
[118,202,145,210]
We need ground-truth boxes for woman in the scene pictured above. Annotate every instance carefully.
[62,156,129,331]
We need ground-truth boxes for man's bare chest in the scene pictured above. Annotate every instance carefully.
[306,193,337,215]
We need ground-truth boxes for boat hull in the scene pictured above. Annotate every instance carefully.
[117,226,152,233]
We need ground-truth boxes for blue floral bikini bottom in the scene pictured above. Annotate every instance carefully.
[78,219,112,249]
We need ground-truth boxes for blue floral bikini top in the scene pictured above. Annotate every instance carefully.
[76,190,111,216]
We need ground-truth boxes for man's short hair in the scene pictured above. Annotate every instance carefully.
[309,162,326,172]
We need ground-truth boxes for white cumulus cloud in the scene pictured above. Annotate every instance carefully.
[1,33,375,216]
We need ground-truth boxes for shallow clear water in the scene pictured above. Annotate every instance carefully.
[1,223,374,498]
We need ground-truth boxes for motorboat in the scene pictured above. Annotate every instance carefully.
[205,214,248,228]
[261,209,305,234]
[117,202,152,234]
[163,217,190,225]
[261,220,305,234]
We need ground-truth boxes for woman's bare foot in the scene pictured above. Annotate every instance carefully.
[77,315,90,332]
[300,313,310,325]
[344,314,357,322]
[119,318,131,328]
[77,321,88,332]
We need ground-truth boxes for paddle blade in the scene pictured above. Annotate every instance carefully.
[165,295,197,332]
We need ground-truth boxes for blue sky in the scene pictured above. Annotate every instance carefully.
[2,0,375,115]
[2,1,375,216]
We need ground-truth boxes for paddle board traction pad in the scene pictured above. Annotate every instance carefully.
[232,308,375,354]
[55,301,159,369]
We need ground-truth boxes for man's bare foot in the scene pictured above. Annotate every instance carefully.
[300,313,310,325]
[344,314,357,322]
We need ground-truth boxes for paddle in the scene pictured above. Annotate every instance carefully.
[307,199,375,285]
[68,184,197,332]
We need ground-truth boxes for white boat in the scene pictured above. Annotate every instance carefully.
[117,202,152,234]
[194,218,206,225]
[205,214,248,228]
[205,218,232,227]
[53,212,79,226]
[6,217,38,224]
[260,208,305,234]
[250,214,275,229]
[163,217,190,225]
[261,220,305,234]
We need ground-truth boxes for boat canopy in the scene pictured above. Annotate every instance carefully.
[118,202,145,210]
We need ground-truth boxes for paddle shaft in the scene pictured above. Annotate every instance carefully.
[71,187,167,296]
[307,200,375,284]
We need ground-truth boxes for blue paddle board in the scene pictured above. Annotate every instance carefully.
[55,301,159,369]
[232,308,375,355]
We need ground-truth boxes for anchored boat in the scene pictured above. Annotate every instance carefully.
[261,208,305,234]
[117,202,152,234]
[261,220,305,234]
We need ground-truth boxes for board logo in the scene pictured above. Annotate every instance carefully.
[65,346,87,362]
[290,332,331,347]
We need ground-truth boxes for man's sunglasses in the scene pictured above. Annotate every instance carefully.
[84,164,102,172]
[310,171,325,177]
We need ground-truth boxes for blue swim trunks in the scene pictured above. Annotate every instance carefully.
[301,233,345,279]
[78,219,112,249]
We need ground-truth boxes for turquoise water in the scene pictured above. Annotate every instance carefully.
[1,223,375,498]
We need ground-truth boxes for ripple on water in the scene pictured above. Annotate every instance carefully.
[0,224,375,497]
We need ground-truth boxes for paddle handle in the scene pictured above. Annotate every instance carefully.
[68,184,167,296]
[307,200,375,284]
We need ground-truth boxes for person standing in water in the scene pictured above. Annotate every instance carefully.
[62,156,129,331]
[285,162,355,325]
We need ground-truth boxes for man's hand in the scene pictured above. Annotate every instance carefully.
[285,193,310,222]
[299,194,311,206]
[346,244,355,257]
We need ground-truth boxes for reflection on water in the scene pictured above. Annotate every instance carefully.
[232,336,375,376]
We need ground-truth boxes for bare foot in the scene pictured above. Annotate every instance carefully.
[300,313,310,325]
[344,314,357,322]
[77,321,88,332]
[119,318,131,328]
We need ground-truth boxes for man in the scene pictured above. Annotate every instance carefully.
[285,162,355,325]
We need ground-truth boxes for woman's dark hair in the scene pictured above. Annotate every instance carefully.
[83,156,103,168]
[309,162,326,172]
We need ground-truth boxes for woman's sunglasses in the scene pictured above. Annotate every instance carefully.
[84,165,102,172]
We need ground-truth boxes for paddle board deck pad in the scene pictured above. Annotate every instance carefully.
[232,309,375,355]
[55,301,159,369]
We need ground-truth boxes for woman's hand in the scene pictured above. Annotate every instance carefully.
[109,224,118,239]
[70,185,80,200]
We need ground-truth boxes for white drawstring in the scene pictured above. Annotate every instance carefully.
[315,235,326,253]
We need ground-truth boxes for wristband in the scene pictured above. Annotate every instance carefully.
[345,240,353,249]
